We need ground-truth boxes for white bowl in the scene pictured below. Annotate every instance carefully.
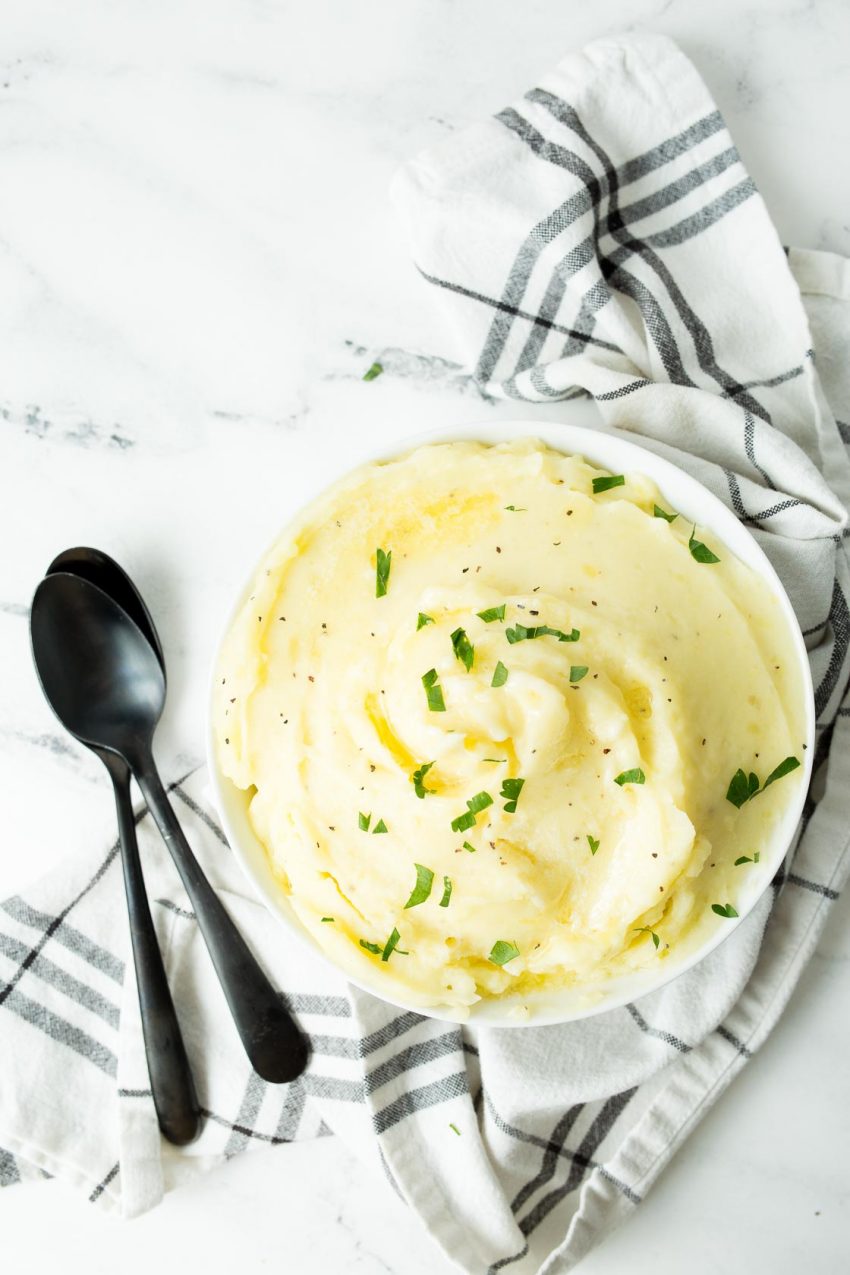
[207,418,815,1026]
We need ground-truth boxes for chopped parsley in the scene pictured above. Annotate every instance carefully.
[404,863,435,908]
[439,876,453,908]
[489,940,520,966]
[372,819,388,834]
[451,626,475,672]
[449,1123,461,1136]
[477,604,506,623]
[321,917,335,923]
[451,790,493,832]
[653,504,678,522]
[506,622,580,644]
[592,474,625,494]
[711,902,739,918]
[726,756,800,807]
[614,768,646,786]
[570,665,589,683]
[451,810,476,833]
[587,834,600,855]
[375,547,392,597]
[411,760,436,798]
[381,927,404,961]
[634,925,661,949]
[504,505,527,511]
[417,612,435,630]
[361,929,408,960]
[500,777,525,813]
[362,361,383,381]
[422,668,446,712]
[462,841,476,853]
[358,812,371,831]
[734,853,761,865]
[688,526,720,564]
[491,660,509,688]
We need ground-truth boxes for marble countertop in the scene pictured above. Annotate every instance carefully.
[1,0,848,1271]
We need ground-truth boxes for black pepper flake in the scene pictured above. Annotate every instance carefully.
[702,738,706,746]
[370,764,376,773]
[308,675,315,683]
[225,737,230,744]
[496,546,501,553]
[532,586,540,593]
[659,885,664,892]
[603,748,611,754]
[591,600,598,607]
[279,616,286,621]
[462,567,469,573]
[230,697,236,703]
[651,852,658,858]
[530,609,539,616]
[328,826,335,831]
[553,541,561,546]
[567,509,573,516]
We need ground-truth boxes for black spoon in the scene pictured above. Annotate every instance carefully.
[31,570,309,1084]
[42,548,200,1146]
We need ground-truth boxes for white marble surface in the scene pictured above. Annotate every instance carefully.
[1,0,848,1270]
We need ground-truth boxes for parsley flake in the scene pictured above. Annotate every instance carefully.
[451,810,476,833]
[592,474,625,494]
[404,864,434,909]
[653,504,678,522]
[372,818,388,834]
[570,665,589,683]
[688,526,720,564]
[726,756,800,807]
[417,612,435,630]
[462,840,476,853]
[451,791,493,832]
[321,917,335,923]
[477,604,506,623]
[449,1123,461,1136]
[500,777,525,813]
[504,505,527,512]
[411,761,436,798]
[375,547,392,597]
[506,623,580,644]
[489,940,520,966]
[362,361,383,382]
[358,812,371,831]
[422,668,446,712]
[491,660,509,688]
[634,925,661,949]
[711,902,739,918]
[360,939,382,955]
[451,627,475,672]
[587,834,600,855]
[439,876,453,908]
[381,927,404,961]
[614,768,646,786]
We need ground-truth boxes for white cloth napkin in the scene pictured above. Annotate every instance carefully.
[3,32,850,1275]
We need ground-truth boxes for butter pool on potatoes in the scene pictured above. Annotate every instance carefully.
[214,439,806,1012]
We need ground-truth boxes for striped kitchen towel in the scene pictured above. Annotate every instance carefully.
[3,31,850,1275]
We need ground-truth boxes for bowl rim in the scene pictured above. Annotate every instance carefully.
[206,417,816,1028]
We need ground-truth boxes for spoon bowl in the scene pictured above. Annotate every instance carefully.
[47,546,165,671]
[32,572,165,757]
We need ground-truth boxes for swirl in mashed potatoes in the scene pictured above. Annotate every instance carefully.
[214,439,806,1013]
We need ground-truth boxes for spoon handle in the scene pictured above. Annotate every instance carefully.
[111,764,201,1145]
[133,757,309,1084]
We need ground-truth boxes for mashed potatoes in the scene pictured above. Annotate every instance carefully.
[214,439,807,1012]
